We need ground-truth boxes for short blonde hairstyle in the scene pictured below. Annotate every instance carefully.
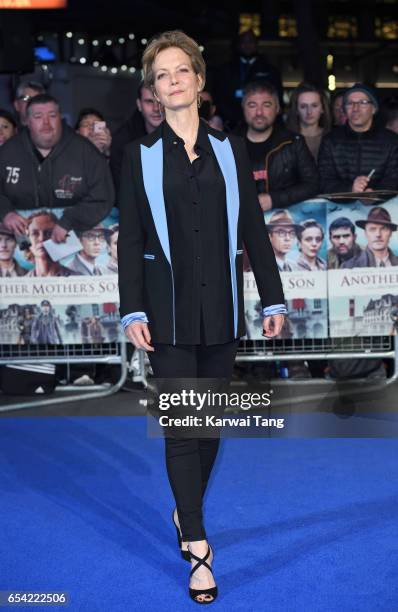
[142,30,206,90]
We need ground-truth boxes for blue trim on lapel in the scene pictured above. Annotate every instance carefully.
[140,140,171,265]
[140,139,176,344]
[209,135,240,336]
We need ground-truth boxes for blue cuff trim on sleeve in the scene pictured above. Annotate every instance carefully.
[121,312,149,329]
[262,304,287,318]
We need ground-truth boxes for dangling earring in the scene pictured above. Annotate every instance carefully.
[152,87,164,116]
[197,93,202,109]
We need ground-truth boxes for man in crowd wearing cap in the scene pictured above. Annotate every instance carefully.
[318,83,398,195]
[327,217,363,269]
[238,81,318,212]
[13,80,45,128]
[30,299,62,344]
[0,94,114,243]
[342,207,398,268]
[0,223,26,276]
[68,225,109,275]
[267,210,300,271]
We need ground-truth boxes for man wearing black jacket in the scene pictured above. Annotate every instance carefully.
[213,29,284,129]
[318,84,398,195]
[239,80,319,210]
[110,82,162,193]
[0,94,114,242]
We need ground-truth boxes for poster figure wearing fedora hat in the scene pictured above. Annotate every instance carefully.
[327,197,398,336]
[266,210,300,272]
[341,207,398,268]
[244,202,328,340]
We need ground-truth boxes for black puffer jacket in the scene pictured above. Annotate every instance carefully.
[0,125,114,231]
[318,123,398,194]
[238,124,318,208]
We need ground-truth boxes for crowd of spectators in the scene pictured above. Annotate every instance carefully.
[0,27,398,382]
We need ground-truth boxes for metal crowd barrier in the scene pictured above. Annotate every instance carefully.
[128,335,398,390]
[1,335,396,413]
[236,335,398,385]
[0,341,128,413]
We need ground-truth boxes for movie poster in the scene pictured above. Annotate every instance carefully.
[327,196,398,337]
[244,199,328,339]
[0,207,121,344]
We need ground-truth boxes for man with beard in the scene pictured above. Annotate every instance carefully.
[239,81,318,211]
[327,217,363,269]
[0,94,114,242]
[342,207,398,268]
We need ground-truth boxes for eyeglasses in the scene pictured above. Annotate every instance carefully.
[345,99,373,108]
[271,229,296,238]
[17,95,32,102]
[82,232,105,242]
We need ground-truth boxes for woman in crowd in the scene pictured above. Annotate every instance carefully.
[0,110,17,146]
[117,30,285,604]
[296,219,326,271]
[287,83,331,162]
[75,107,112,157]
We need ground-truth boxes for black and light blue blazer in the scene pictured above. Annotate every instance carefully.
[117,121,285,345]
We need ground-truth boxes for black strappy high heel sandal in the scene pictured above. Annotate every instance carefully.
[172,509,191,562]
[188,544,218,605]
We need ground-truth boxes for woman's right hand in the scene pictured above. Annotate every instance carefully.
[125,321,154,352]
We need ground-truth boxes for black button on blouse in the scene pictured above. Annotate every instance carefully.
[162,120,234,345]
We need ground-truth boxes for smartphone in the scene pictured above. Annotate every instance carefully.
[93,121,106,133]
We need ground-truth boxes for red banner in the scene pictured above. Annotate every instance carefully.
[0,0,66,8]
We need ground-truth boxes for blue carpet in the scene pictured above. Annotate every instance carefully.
[0,417,397,611]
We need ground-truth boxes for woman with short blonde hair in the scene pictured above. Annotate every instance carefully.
[142,30,206,91]
[118,30,285,605]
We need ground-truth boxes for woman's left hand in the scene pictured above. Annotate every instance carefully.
[262,314,285,338]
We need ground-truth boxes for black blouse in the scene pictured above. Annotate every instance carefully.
[162,120,234,345]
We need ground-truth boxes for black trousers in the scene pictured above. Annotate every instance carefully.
[148,339,239,541]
